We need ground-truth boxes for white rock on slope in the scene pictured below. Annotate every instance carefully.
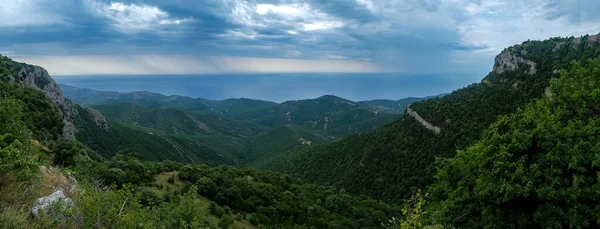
[31,190,75,218]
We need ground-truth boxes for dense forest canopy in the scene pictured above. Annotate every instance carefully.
[428,57,600,228]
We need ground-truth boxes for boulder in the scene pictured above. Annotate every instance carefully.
[31,190,75,219]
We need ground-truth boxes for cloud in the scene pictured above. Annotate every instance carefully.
[0,0,68,27]
[219,1,344,33]
[1,0,600,77]
[85,1,194,33]
[14,55,381,75]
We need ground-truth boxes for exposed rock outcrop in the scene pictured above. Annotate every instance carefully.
[493,50,537,75]
[31,190,75,219]
[9,63,108,139]
[81,106,109,130]
[406,105,441,135]
[32,166,78,219]
[545,87,552,98]
[298,138,312,145]
[39,166,79,195]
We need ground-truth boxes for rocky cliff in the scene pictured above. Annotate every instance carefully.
[492,49,537,75]
[7,62,108,139]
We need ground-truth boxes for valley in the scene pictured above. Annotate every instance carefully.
[61,83,441,167]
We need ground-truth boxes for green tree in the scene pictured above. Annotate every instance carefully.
[218,214,234,229]
[429,58,600,228]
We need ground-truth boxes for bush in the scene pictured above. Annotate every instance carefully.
[218,214,234,229]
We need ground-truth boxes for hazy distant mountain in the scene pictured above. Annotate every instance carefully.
[59,84,279,117]
[359,94,448,113]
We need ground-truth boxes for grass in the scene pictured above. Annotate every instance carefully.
[154,172,257,229]
[154,171,185,193]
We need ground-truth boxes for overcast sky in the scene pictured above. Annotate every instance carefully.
[1,0,600,76]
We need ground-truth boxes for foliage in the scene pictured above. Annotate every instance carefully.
[428,58,600,228]
[0,82,62,141]
[243,124,329,166]
[383,190,446,229]
[0,55,25,82]
[74,105,241,165]
[0,99,40,181]
[94,102,265,137]
[237,95,399,137]
[179,164,400,228]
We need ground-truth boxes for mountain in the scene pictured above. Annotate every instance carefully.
[236,95,401,138]
[93,102,264,138]
[263,34,600,203]
[74,103,268,165]
[59,84,279,117]
[359,94,448,114]
[77,102,272,165]
[61,85,443,138]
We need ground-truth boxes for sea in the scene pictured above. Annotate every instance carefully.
[54,73,478,102]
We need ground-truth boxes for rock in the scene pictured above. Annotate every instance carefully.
[545,87,552,98]
[588,33,600,44]
[493,50,537,75]
[298,138,312,145]
[31,190,75,219]
[8,61,109,139]
[81,106,109,130]
[406,105,441,135]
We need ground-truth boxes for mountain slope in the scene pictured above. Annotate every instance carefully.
[264,34,600,202]
[73,108,243,165]
[93,102,264,137]
[242,124,330,167]
[75,102,270,165]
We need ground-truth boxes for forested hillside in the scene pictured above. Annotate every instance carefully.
[94,103,264,138]
[265,34,600,203]
[63,87,406,138]
[236,95,400,137]
[427,56,600,228]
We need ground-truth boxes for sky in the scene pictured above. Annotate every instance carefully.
[1,0,600,77]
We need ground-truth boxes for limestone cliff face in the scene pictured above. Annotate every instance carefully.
[492,49,537,75]
[9,64,108,139]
